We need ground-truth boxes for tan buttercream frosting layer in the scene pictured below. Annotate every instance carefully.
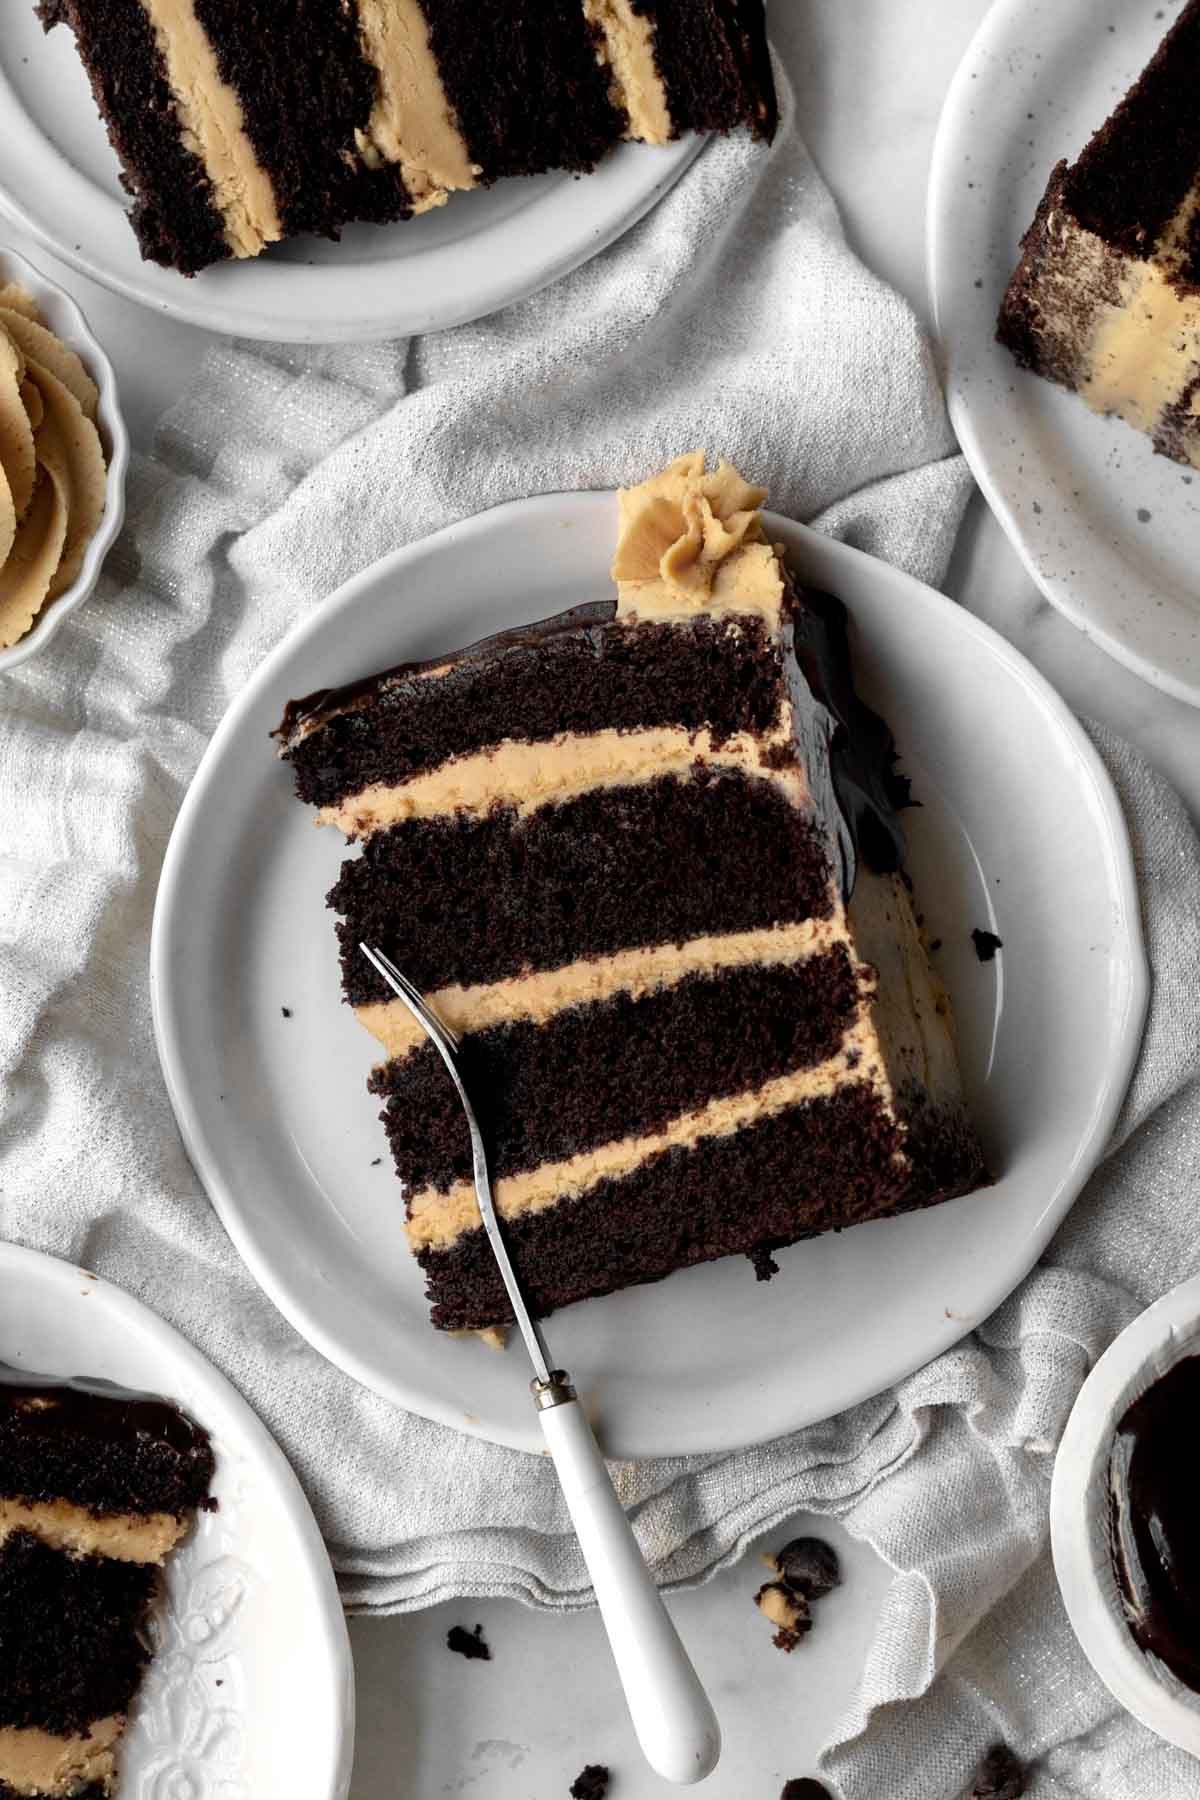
[0,291,107,650]
[1032,186,1200,464]
[408,1008,895,1252]
[318,723,806,837]
[0,1496,185,1565]
[0,1716,122,1797]
[139,0,282,257]
[613,450,784,619]
[354,0,478,208]
[583,0,672,144]
[358,915,848,1060]
[1080,258,1200,462]
[757,1583,806,1631]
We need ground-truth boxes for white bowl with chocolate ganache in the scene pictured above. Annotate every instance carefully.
[1052,1275,1200,1759]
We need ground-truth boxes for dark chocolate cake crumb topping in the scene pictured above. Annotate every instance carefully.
[569,1766,611,1800]
[446,1622,491,1661]
[773,1537,841,1598]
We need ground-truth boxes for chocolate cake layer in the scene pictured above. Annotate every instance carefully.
[0,1531,156,1736]
[0,1377,215,1517]
[632,0,777,142]
[1063,0,1200,278]
[333,768,835,1005]
[278,606,783,808]
[372,948,862,1192]
[190,0,411,237]
[417,1082,978,1331]
[420,0,624,180]
[52,0,229,273]
[0,1784,106,1800]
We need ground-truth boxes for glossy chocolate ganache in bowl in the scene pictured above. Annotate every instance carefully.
[1109,1354,1200,1693]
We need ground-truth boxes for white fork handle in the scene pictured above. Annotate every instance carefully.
[538,1395,721,1785]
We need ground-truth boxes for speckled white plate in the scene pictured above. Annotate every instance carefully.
[0,1242,353,1799]
[0,4,701,342]
[151,491,1147,1459]
[929,0,1200,706]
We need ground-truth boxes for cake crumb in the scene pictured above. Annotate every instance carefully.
[446,1623,490,1661]
[781,1782,832,1800]
[749,1245,780,1281]
[771,1537,841,1597]
[756,1535,840,1651]
[281,1006,293,1018]
[971,928,1003,963]
[371,1157,382,1166]
[967,1744,1028,1799]
[755,1580,811,1651]
[569,1766,610,1800]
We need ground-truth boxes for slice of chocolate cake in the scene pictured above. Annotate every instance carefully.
[276,453,989,1336]
[997,1,1200,468]
[0,1369,214,1800]
[40,0,776,274]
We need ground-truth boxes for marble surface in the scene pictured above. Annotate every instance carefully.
[3,2,1198,1796]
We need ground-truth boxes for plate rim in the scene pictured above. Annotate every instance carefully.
[925,0,1200,710]
[0,36,703,343]
[0,1238,355,1799]
[150,489,1149,1455]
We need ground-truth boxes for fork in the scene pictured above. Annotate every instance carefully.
[360,944,721,1785]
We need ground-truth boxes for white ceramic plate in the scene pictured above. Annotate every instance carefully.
[0,245,128,674]
[928,0,1200,706]
[0,5,701,343]
[1053,1274,1200,1760]
[0,1241,354,1798]
[151,492,1148,1459]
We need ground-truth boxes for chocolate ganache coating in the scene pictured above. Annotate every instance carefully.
[0,1364,214,1514]
[1109,1354,1200,1692]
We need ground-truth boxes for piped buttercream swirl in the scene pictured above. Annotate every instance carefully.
[612,449,782,618]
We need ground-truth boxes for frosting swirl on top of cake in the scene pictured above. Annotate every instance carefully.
[612,450,783,618]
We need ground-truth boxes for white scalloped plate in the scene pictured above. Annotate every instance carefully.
[0,4,701,342]
[929,0,1200,705]
[151,491,1148,1459]
[0,1242,354,1799]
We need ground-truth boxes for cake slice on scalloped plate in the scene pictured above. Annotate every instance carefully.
[276,452,991,1339]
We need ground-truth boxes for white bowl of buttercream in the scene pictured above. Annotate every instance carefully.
[0,245,127,674]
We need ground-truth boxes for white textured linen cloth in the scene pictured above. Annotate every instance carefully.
[2,70,1199,1798]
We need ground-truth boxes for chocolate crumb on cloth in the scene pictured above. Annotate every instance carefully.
[966,1744,1029,1800]
[445,1621,490,1661]
[569,1766,610,1800]
[756,1534,842,1650]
